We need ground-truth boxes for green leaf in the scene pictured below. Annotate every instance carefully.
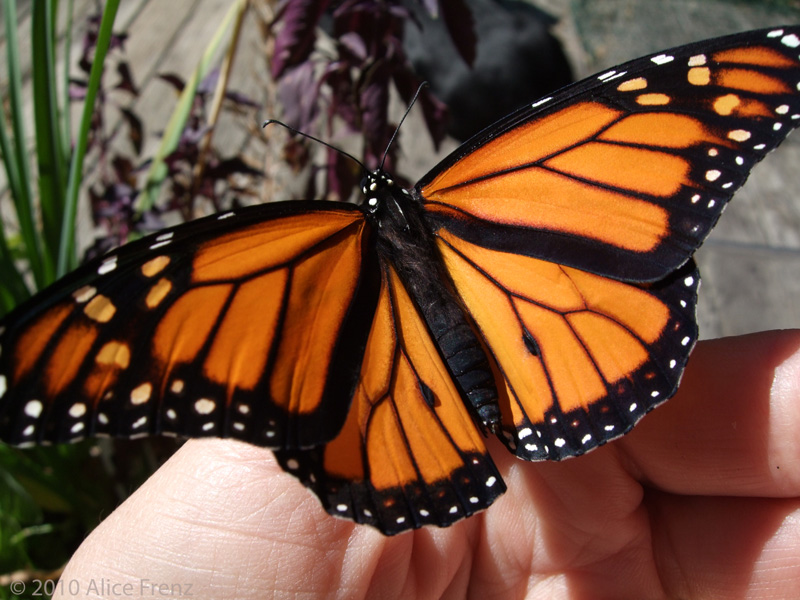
[1,0,50,288]
[57,0,122,277]
[32,0,67,265]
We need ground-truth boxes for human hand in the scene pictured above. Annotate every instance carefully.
[53,330,800,599]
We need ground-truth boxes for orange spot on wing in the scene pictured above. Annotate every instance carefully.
[83,341,132,403]
[717,68,792,94]
[84,295,116,323]
[714,46,798,68]
[617,77,647,91]
[193,211,362,282]
[203,270,287,393]
[544,143,689,197]
[713,94,740,115]
[600,113,718,148]
[422,102,623,194]
[712,93,772,118]
[96,341,131,368]
[13,304,72,382]
[154,285,233,365]
[46,324,98,398]
[688,66,711,85]
[145,278,172,309]
[636,93,671,105]
[141,256,170,277]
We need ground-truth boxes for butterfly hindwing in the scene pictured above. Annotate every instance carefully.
[0,202,379,449]
[436,230,700,460]
[275,261,505,534]
[420,26,800,282]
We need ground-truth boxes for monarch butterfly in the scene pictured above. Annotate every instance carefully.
[1,27,800,536]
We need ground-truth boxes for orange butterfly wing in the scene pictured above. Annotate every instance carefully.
[275,262,504,533]
[418,27,800,458]
[421,28,800,281]
[0,203,379,449]
[436,231,698,459]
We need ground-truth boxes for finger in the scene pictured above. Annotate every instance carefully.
[54,440,361,600]
[649,492,800,598]
[618,329,800,496]
[53,439,486,600]
[480,441,664,599]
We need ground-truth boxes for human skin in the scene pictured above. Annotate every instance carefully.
[53,330,800,599]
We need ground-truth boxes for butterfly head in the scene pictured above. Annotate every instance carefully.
[360,170,397,214]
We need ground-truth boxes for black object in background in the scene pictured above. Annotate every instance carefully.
[405,0,573,141]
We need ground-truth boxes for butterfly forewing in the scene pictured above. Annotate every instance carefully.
[420,26,800,282]
[0,203,379,449]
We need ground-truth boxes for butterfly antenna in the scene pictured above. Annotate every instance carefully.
[379,82,430,171]
[262,119,368,173]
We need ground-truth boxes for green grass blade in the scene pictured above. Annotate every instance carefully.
[60,0,75,150]
[2,0,49,288]
[137,0,247,213]
[57,0,121,277]
[32,0,67,264]
[0,245,30,315]
[0,94,34,310]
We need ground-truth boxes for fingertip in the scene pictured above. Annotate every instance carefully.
[767,331,800,492]
[619,330,800,496]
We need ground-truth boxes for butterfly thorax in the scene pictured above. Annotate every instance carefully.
[359,169,502,434]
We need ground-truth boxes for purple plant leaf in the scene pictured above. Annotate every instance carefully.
[276,61,321,131]
[387,3,412,20]
[360,68,390,168]
[114,62,138,95]
[322,63,359,132]
[119,107,144,155]
[338,32,367,61]
[69,78,88,100]
[206,156,264,180]
[224,90,261,108]
[281,137,312,173]
[393,68,449,150]
[199,68,220,95]
[158,73,186,93]
[326,147,360,201]
[439,0,476,66]
[271,0,330,79]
